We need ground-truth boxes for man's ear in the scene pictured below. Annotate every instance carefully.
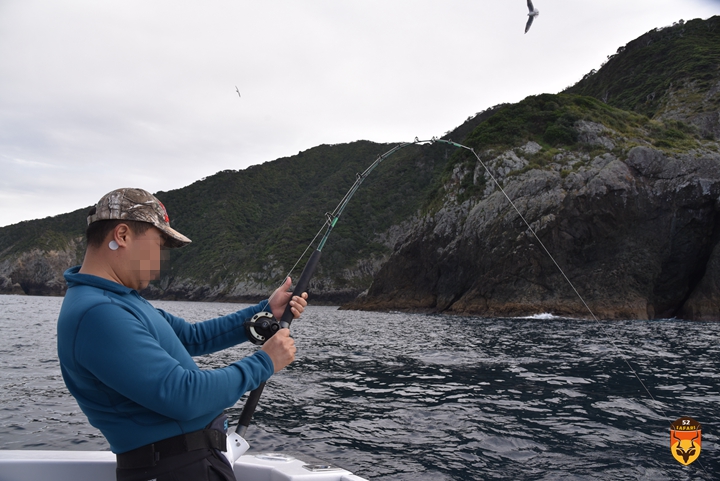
[113,223,131,248]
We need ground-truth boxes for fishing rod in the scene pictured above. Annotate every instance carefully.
[234,139,424,438]
[231,136,708,475]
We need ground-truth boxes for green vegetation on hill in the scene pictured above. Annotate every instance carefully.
[154,140,444,288]
[0,208,88,257]
[466,94,638,148]
[426,91,705,210]
[465,93,699,151]
[566,16,720,118]
[0,141,446,297]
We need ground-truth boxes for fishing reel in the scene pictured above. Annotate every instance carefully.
[244,311,280,345]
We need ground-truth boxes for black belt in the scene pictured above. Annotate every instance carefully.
[116,429,226,469]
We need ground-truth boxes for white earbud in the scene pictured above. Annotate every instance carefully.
[108,240,119,251]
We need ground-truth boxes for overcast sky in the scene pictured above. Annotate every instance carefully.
[1,1,718,227]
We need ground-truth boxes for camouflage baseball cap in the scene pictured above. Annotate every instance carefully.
[87,188,191,248]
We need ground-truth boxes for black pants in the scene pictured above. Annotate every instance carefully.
[116,449,235,481]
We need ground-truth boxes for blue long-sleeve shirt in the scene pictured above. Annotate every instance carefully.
[57,266,274,454]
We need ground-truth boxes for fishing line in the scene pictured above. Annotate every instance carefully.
[435,138,709,476]
[262,137,709,475]
[436,139,664,404]
[282,137,665,417]
[282,227,324,284]
[279,140,420,284]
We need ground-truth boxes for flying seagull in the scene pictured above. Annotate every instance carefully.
[525,0,539,34]
[235,86,241,98]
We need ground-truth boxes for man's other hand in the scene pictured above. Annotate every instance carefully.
[268,277,308,321]
[261,329,296,373]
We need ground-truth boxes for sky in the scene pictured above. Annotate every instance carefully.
[1,1,718,227]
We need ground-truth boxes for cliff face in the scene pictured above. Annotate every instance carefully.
[0,239,83,296]
[346,138,720,320]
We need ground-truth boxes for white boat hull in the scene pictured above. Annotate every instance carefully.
[0,450,368,481]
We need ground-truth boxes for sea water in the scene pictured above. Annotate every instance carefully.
[0,294,717,480]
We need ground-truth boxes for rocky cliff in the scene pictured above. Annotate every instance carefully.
[0,240,83,296]
[346,138,720,320]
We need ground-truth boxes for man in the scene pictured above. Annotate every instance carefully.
[57,188,307,481]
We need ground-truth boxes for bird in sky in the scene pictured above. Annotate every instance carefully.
[525,0,539,34]
[235,86,241,98]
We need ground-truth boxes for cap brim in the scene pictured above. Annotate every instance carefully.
[156,224,192,249]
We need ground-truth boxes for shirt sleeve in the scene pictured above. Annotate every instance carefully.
[73,303,274,421]
[160,300,271,356]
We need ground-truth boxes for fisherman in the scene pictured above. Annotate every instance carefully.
[57,187,307,481]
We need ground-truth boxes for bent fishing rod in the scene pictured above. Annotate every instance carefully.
[234,140,422,437]
[233,136,702,475]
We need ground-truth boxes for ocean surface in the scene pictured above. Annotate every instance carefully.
[0,294,718,480]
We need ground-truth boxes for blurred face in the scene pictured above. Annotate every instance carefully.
[125,227,169,290]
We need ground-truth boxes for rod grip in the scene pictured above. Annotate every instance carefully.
[236,381,265,438]
[279,249,321,328]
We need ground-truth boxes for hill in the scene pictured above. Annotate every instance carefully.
[346,16,720,320]
[2,16,720,320]
[565,16,720,140]
[0,139,455,301]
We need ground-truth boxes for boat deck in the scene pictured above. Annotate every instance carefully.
[0,450,368,481]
